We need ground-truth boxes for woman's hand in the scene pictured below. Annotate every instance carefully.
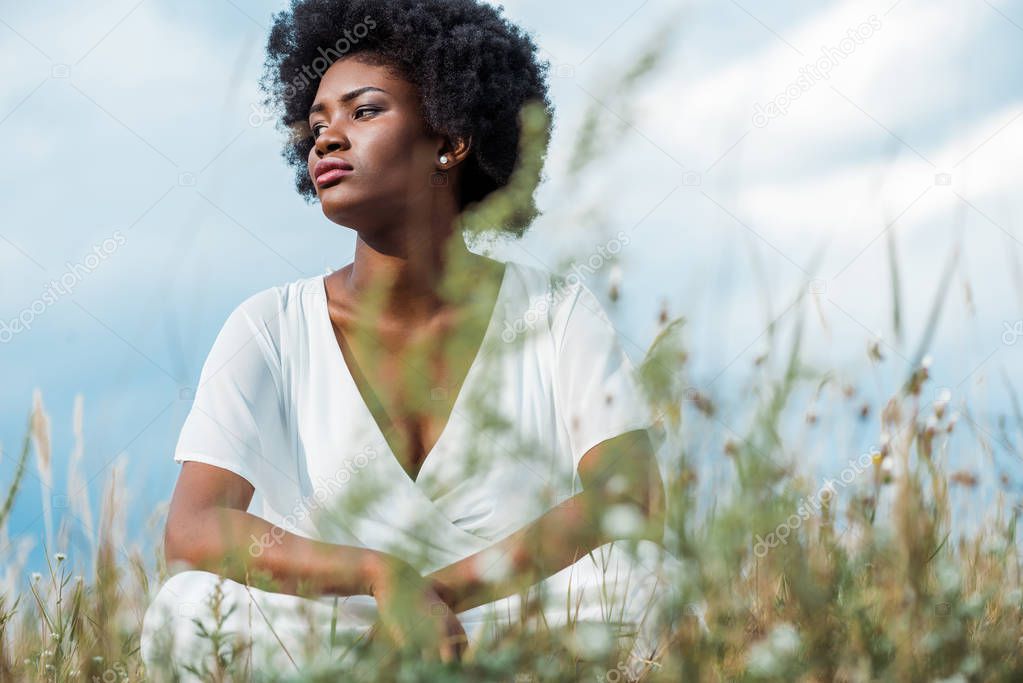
[366,554,468,663]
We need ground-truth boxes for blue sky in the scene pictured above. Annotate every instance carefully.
[2,0,1022,577]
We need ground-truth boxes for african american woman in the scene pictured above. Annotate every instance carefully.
[141,0,681,678]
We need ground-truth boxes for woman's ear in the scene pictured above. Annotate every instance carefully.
[438,135,473,168]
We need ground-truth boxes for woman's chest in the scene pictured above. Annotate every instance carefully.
[288,339,573,541]
[339,335,479,482]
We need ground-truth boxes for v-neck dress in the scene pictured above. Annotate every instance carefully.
[141,258,681,677]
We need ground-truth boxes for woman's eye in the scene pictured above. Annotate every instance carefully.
[311,109,378,138]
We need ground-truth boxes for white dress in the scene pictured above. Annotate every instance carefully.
[140,259,681,678]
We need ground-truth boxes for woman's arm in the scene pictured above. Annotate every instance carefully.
[166,460,469,661]
[425,429,666,614]
[164,461,388,598]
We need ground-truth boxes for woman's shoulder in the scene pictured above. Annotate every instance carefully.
[231,273,325,322]
[548,276,618,352]
[503,259,607,319]
[498,258,592,303]
[494,258,616,348]
[216,273,326,362]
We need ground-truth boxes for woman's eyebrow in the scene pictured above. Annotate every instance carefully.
[308,86,389,117]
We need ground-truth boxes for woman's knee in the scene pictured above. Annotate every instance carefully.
[147,570,228,621]
[141,572,243,654]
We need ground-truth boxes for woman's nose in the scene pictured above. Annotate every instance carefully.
[314,124,349,155]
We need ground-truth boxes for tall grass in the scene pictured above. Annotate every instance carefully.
[4,287,1022,681]
[2,7,1021,682]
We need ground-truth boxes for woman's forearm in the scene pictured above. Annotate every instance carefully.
[426,490,654,614]
[164,505,389,599]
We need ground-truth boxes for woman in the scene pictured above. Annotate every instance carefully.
[141,0,678,678]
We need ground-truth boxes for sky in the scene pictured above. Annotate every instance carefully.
[1,0,1022,576]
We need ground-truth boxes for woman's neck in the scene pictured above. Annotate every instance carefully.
[336,235,493,326]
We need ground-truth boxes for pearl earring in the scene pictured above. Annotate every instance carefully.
[439,155,449,165]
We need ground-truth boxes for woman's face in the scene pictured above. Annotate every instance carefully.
[306,56,446,233]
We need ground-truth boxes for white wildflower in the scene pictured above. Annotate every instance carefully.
[605,473,629,496]
[476,545,514,583]
[933,675,967,683]
[601,504,645,539]
[568,621,614,659]
[936,564,961,593]
[747,622,801,677]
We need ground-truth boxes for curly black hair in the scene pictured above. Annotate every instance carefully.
[259,0,555,238]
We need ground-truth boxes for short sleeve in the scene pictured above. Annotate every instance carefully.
[552,280,659,473]
[174,292,290,491]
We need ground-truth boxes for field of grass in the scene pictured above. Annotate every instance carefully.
[3,286,1022,681]
[3,13,1022,682]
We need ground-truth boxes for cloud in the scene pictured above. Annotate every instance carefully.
[638,0,989,173]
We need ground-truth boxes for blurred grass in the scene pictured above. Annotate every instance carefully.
[2,7,1022,682]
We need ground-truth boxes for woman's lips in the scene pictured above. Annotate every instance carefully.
[313,157,354,188]
[315,168,353,187]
